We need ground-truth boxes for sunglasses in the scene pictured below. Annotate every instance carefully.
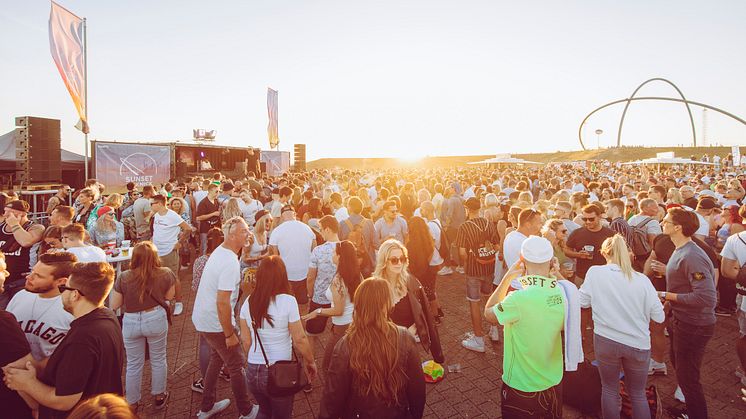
[388,256,408,265]
[58,284,85,296]
[559,229,568,234]
[581,217,597,222]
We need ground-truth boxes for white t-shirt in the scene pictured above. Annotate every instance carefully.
[427,219,445,266]
[191,245,241,332]
[153,209,184,256]
[694,211,710,237]
[579,264,665,350]
[239,199,263,226]
[721,232,746,310]
[503,230,528,268]
[7,290,74,360]
[627,215,662,236]
[66,245,107,263]
[269,220,315,281]
[324,281,354,326]
[334,207,350,223]
[503,231,528,289]
[240,294,300,365]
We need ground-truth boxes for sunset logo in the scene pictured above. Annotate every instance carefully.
[119,152,158,177]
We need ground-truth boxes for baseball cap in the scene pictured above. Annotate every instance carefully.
[281,204,295,214]
[5,200,29,213]
[520,235,554,264]
[254,209,268,223]
[96,206,114,217]
[697,197,720,210]
[465,197,481,211]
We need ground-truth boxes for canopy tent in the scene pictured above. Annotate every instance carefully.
[468,155,543,165]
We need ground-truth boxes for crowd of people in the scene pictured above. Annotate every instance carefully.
[0,157,745,419]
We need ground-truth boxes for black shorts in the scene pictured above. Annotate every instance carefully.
[305,301,332,335]
[290,279,309,305]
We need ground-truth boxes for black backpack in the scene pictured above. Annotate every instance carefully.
[629,217,654,257]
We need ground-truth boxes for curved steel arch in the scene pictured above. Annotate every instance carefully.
[578,97,746,150]
[616,78,697,148]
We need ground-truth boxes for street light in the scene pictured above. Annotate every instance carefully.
[595,129,603,149]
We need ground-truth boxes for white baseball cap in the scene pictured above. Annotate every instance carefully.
[521,235,554,264]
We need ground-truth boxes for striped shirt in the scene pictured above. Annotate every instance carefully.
[456,217,500,277]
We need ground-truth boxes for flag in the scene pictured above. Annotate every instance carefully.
[267,88,279,149]
[49,1,88,134]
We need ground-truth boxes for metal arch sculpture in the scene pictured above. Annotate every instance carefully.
[579,96,746,150]
[617,78,697,148]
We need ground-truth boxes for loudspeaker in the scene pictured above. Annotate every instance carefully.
[15,116,62,184]
[293,143,306,172]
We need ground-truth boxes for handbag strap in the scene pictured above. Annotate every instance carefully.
[251,319,299,367]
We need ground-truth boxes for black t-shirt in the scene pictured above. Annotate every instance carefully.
[0,310,33,419]
[196,197,220,234]
[566,226,616,279]
[40,308,124,419]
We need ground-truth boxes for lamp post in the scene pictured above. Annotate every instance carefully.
[595,129,603,149]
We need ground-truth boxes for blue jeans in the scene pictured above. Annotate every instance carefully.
[594,333,651,419]
[246,363,294,419]
[122,306,169,404]
[669,318,714,419]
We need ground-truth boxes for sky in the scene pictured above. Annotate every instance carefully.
[1,0,745,161]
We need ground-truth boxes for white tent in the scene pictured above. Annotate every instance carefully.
[468,155,543,165]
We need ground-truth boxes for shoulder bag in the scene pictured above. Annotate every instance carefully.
[252,320,308,396]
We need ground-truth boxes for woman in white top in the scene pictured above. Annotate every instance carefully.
[579,234,665,419]
[302,240,360,374]
[239,256,317,419]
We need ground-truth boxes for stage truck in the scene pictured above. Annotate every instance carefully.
[91,140,290,193]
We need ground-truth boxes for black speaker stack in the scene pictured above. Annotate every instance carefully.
[293,143,306,172]
[15,116,62,184]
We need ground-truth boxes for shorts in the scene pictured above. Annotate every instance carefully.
[305,301,332,335]
[159,249,180,277]
[289,278,309,305]
[466,275,493,302]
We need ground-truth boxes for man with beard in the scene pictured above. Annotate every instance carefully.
[7,253,76,366]
[3,262,123,419]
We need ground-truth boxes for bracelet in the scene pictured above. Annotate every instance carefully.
[224,332,235,339]
[10,225,21,232]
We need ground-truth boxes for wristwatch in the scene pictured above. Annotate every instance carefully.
[316,308,322,315]
[659,291,667,300]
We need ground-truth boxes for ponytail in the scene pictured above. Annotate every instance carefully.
[601,234,634,280]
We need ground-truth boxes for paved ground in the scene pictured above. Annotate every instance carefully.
[130,267,746,418]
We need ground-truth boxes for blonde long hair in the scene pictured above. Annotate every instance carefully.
[372,239,410,301]
[222,198,243,222]
[600,234,634,280]
[346,278,405,406]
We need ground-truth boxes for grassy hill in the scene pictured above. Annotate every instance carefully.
[307,146,738,170]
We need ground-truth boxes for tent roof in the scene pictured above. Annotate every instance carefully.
[0,130,85,168]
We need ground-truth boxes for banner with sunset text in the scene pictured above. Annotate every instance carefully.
[49,1,88,133]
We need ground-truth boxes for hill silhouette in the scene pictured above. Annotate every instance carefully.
[307,145,737,170]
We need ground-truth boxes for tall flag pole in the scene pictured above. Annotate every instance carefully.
[49,1,89,178]
[267,88,279,150]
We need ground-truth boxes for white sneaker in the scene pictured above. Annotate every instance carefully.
[461,335,485,353]
[648,359,667,376]
[196,399,230,418]
[488,326,500,342]
[674,386,686,403]
[174,302,184,316]
[238,404,259,419]
[455,266,465,274]
[437,266,453,276]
